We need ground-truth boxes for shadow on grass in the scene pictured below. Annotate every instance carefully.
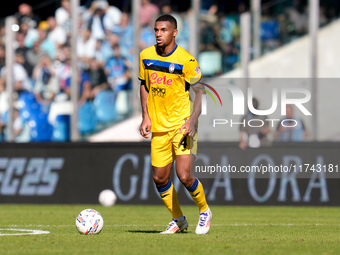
[127,230,160,234]
[128,230,189,234]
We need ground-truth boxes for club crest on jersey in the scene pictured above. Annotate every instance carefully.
[169,63,175,73]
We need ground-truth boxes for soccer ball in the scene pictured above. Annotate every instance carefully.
[98,189,117,207]
[75,209,104,235]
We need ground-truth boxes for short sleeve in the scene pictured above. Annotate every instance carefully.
[138,52,145,81]
[183,57,202,85]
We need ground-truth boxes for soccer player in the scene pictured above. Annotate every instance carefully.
[139,14,212,234]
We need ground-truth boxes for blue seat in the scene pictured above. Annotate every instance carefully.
[261,20,280,40]
[17,92,41,122]
[29,111,53,142]
[1,110,8,123]
[78,101,97,134]
[93,90,118,123]
[52,114,70,142]
[17,92,36,108]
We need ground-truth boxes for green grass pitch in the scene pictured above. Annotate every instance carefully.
[0,205,339,255]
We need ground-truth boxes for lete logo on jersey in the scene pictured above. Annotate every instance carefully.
[150,72,173,86]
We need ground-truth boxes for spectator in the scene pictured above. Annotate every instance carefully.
[106,33,119,50]
[0,58,32,94]
[286,5,308,37]
[32,55,59,105]
[113,12,134,62]
[55,48,91,104]
[26,40,49,67]
[158,3,188,50]
[139,24,155,50]
[55,43,71,64]
[15,49,34,79]
[63,70,92,104]
[55,0,72,36]
[275,105,308,142]
[239,98,271,149]
[159,1,172,14]
[56,57,72,97]
[77,28,96,68]
[87,58,109,99]
[105,44,131,92]
[14,32,28,55]
[0,45,6,70]
[0,107,29,142]
[100,0,122,31]
[19,21,39,49]
[13,107,30,142]
[46,16,67,52]
[121,0,159,26]
[84,0,108,40]
[37,26,56,60]
[15,3,40,29]
[140,0,160,27]
[84,0,122,40]
[0,26,5,46]
[94,39,112,67]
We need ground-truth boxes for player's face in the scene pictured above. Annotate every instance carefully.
[154,21,177,48]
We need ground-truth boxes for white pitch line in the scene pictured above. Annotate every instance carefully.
[0,228,50,236]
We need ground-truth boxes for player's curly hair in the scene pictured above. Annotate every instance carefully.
[155,14,177,29]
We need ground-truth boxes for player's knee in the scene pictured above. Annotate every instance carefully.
[153,174,168,187]
[178,174,193,188]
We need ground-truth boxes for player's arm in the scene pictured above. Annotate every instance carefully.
[140,80,151,138]
[138,51,151,138]
[180,82,205,137]
[180,56,203,136]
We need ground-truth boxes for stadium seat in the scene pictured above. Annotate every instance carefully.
[261,20,280,40]
[29,111,53,142]
[1,110,8,123]
[52,114,70,142]
[198,51,222,76]
[17,92,40,122]
[93,90,118,123]
[78,101,97,134]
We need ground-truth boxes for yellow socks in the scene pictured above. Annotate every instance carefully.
[158,179,183,219]
[158,178,209,218]
[186,178,209,213]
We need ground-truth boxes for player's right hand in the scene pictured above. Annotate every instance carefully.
[140,117,151,139]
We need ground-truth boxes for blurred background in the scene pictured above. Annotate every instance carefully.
[0,0,338,143]
[0,0,339,205]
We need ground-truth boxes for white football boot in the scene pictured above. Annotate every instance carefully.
[195,208,212,234]
[160,217,188,234]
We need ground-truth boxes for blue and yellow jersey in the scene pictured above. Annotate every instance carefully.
[139,44,201,132]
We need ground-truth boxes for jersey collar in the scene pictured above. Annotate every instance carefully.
[158,44,178,57]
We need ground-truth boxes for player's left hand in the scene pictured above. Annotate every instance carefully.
[180,119,196,137]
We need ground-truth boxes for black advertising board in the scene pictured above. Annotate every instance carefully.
[0,142,339,205]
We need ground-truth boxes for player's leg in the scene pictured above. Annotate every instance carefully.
[153,164,188,234]
[153,163,183,220]
[176,155,208,211]
[175,133,212,234]
[151,131,187,234]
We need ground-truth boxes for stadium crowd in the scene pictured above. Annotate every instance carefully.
[0,0,337,142]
